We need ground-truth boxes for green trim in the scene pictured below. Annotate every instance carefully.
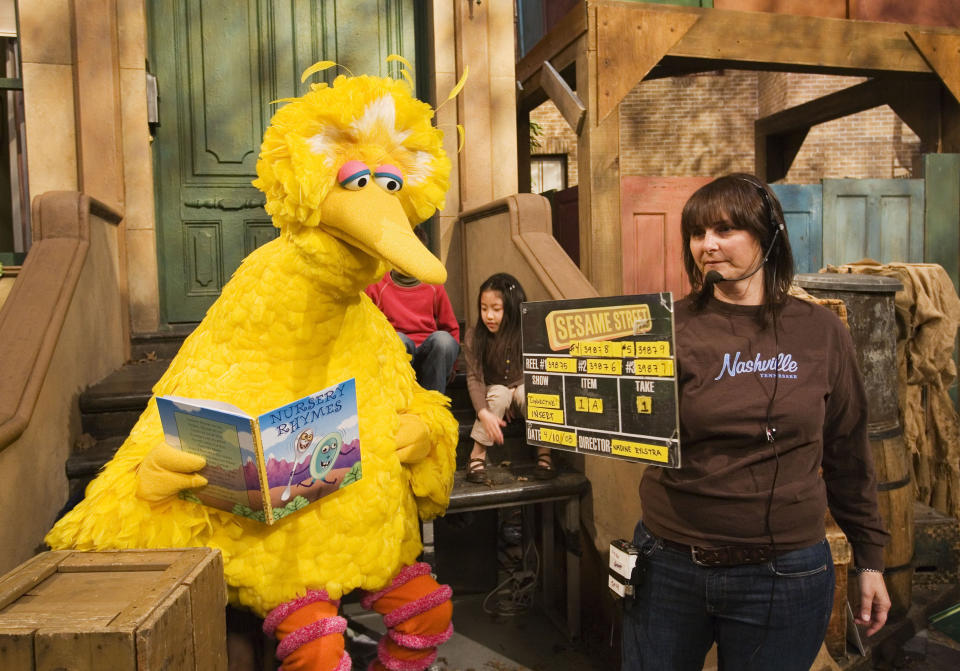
[0,252,26,265]
[0,78,22,90]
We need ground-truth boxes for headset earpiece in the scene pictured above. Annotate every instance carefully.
[738,177,784,234]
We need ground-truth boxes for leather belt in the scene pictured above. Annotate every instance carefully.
[660,538,779,567]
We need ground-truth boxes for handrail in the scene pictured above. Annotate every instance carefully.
[0,192,123,451]
[458,193,597,326]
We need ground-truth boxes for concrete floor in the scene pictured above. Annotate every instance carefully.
[345,591,613,671]
[341,582,960,671]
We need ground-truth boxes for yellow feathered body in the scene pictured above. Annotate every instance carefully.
[46,74,458,617]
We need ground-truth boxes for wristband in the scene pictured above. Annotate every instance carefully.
[854,567,884,575]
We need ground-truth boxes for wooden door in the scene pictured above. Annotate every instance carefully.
[551,185,580,265]
[924,154,960,292]
[771,183,822,274]
[822,178,924,267]
[150,0,420,323]
[621,176,711,297]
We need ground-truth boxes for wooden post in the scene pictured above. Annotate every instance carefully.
[518,106,532,195]
[576,7,621,297]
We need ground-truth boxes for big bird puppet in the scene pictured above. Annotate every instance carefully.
[47,67,462,671]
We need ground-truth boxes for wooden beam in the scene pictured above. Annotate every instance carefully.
[586,0,956,77]
[756,79,891,136]
[539,60,586,135]
[518,39,580,112]
[906,30,960,104]
[578,5,621,297]
[754,78,943,182]
[516,1,587,87]
[595,2,699,123]
[669,5,938,75]
[886,80,943,149]
[941,91,960,153]
[756,128,809,184]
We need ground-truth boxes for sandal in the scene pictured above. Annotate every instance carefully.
[465,457,490,484]
[534,453,558,480]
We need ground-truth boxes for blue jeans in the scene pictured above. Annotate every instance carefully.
[398,331,459,394]
[622,522,834,671]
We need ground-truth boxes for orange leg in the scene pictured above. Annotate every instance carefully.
[361,563,454,671]
[263,590,351,671]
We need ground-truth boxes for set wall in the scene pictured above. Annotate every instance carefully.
[20,0,159,333]
[534,70,925,185]
[530,101,580,187]
[758,72,925,183]
[0,214,126,574]
[619,70,759,177]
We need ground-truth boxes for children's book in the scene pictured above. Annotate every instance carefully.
[156,378,362,525]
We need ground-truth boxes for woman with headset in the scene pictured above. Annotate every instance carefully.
[621,174,891,670]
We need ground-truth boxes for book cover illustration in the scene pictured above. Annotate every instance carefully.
[157,378,362,524]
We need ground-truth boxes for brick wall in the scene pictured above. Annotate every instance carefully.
[530,102,579,187]
[531,70,925,186]
[757,72,924,182]
[620,70,759,178]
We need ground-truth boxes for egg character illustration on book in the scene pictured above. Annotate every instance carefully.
[47,62,463,671]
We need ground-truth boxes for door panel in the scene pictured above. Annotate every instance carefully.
[923,154,960,292]
[771,184,822,274]
[151,0,418,323]
[621,177,711,297]
[822,179,924,267]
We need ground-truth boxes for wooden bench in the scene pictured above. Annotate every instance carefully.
[421,464,589,639]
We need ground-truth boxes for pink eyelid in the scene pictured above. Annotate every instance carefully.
[337,160,371,184]
[374,164,403,181]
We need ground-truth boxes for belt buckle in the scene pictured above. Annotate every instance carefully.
[690,546,723,567]
[691,545,772,566]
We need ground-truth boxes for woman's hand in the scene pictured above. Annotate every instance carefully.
[854,571,891,637]
[478,408,506,445]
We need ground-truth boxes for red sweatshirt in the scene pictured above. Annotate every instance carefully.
[365,273,460,346]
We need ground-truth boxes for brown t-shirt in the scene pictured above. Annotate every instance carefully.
[639,295,889,570]
[463,328,524,414]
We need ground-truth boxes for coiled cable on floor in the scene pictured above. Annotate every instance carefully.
[482,531,541,616]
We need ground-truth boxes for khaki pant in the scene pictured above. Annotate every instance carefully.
[470,384,525,446]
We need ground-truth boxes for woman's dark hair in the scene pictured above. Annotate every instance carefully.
[473,272,526,369]
[681,173,794,325]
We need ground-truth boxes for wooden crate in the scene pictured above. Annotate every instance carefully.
[913,502,960,585]
[0,548,227,671]
[824,515,851,659]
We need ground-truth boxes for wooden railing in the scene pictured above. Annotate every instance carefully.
[0,192,125,450]
[457,193,597,326]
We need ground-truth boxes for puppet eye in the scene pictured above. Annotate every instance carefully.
[374,164,404,193]
[338,160,371,190]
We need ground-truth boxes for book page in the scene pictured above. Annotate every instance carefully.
[255,378,362,521]
[157,396,264,516]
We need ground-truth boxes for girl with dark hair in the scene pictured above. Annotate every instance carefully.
[622,174,891,670]
[462,273,555,483]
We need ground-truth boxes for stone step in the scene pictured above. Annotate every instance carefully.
[130,326,193,361]
[70,361,537,489]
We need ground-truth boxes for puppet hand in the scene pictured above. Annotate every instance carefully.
[395,414,432,464]
[136,443,207,503]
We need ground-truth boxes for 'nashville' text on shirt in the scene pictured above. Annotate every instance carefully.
[714,351,798,381]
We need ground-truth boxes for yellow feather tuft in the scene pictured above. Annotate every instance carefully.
[457,124,465,153]
[300,60,337,83]
[445,66,469,103]
[386,54,413,70]
[399,68,415,90]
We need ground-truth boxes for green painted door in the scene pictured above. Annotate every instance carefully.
[150,0,420,323]
[771,184,822,274]
[822,178,925,267]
